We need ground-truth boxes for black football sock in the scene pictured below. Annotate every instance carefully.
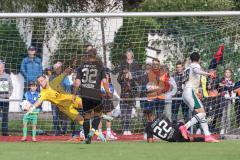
[83,119,90,138]
[92,116,101,131]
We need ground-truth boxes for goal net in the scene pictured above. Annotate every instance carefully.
[0,12,240,140]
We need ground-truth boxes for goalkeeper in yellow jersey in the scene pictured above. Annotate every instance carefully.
[27,67,84,133]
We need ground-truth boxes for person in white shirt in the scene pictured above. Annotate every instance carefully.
[162,65,177,121]
[179,52,219,143]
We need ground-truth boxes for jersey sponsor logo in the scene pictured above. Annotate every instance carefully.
[82,83,95,88]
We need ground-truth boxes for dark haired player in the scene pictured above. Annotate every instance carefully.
[73,48,110,144]
[179,52,219,142]
[144,110,205,142]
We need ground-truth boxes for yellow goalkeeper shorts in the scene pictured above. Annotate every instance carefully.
[56,94,82,108]
[57,96,82,121]
[73,96,82,109]
[58,104,79,121]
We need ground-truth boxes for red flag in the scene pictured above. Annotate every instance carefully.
[214,44,224,63]
[209,44,224,69]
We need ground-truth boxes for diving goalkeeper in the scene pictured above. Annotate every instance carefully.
[27,67,84,130]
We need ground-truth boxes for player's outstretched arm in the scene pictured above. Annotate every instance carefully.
[193,67,214,78]
[26,99,43,114]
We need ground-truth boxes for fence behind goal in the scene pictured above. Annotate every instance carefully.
[0,12,240,140]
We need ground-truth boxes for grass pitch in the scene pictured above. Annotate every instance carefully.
[0,141,240,160]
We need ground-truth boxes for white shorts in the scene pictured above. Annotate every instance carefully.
[182,88,203,111]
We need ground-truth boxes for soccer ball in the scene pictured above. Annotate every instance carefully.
[20,100,31,111]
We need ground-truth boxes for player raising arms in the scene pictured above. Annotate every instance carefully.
[73,48,110,144]
[179,52,219,142]
[27,67,84,135]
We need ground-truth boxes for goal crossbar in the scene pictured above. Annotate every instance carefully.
[0,11,240,18]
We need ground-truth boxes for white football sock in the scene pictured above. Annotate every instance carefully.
[200,117,211,136]
[107,128,111,135]
[185,113,205,129]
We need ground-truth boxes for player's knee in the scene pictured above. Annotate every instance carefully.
[94,112,102,117]
[196,112,206,119]
[200,112,206,117]
[75,115,84,122]
[195,107,205,114]
[84,113,91,119]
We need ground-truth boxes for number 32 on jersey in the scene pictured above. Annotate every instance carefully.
[81,68,98,84]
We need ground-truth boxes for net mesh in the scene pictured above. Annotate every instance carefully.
[0,15,240,140]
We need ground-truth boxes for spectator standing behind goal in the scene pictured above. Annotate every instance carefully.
[20,46,42,91]
[202,68,222,133]
[117,50,140,136]
[98,67,117,140]
[140,58,171,140]
[171,61,189,126]
[21,81,41,142]
[162,65,177,121]
[233,80,240,128]
[218,68,234,134]
[0,60,13,136]
[43,67,53,81]
[142,58,170,119]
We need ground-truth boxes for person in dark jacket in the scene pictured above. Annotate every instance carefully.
[0,60,13,136]
[218,68,234,134]
[233,80,240,128]
[117,50,140,136]
[20,46,42,91]
[172,61,189,125]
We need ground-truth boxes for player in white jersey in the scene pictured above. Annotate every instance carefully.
[179,52,219,143]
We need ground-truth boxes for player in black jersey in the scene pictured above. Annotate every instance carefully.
[73,48,110,144]
[144,110,205,142]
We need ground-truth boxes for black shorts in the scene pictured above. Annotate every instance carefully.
[101,99,114,113]
[82,97,102,113]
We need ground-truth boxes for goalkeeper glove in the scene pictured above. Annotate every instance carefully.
[26,105,36,115]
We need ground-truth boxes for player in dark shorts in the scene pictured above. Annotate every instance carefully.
[73,48,109,144]
[144,110,205,142]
